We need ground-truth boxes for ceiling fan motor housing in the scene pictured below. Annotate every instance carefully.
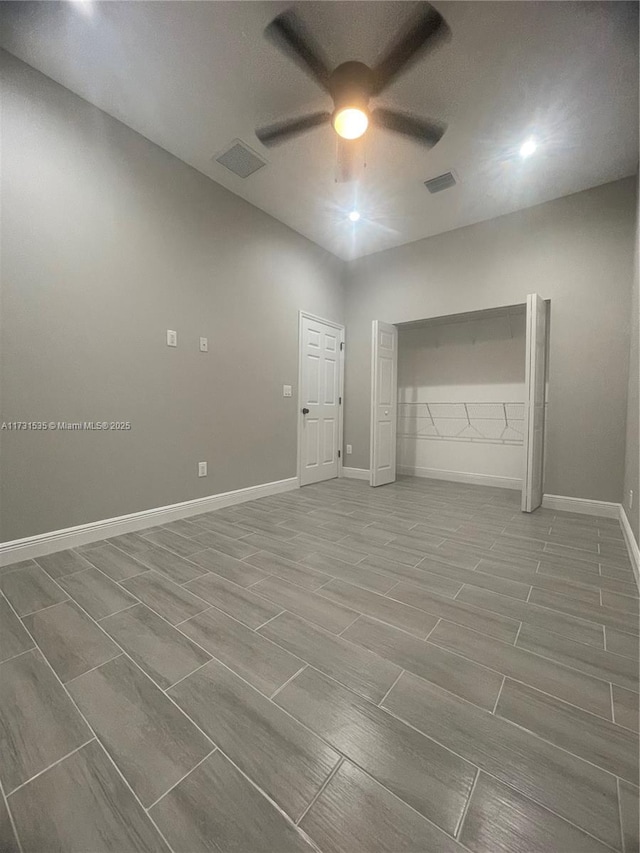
[329,61,374,115]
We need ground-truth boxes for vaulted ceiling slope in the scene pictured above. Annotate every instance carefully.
[1,1,637,259]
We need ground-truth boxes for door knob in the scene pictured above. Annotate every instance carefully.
[302,408,309,415]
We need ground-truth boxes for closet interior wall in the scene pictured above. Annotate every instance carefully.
[397,307,527,487]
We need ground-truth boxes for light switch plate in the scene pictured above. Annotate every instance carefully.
[198,461,207,477]
[283,385,292,397]
[199,337,208,352]
[166,330,177,347]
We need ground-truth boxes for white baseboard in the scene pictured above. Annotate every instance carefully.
[541,494,621,519]
[341,467,370,481]
[619,505,640,589]
[0,477,299,567]
[398,465,521,491]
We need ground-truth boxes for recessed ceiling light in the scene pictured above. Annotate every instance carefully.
[519,137,537,159]
[348,210,361,222]
[70,0,93,14]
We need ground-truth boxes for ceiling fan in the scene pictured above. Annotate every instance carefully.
[255,2,450,180]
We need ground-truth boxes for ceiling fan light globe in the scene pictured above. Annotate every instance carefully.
[333,108,368,140]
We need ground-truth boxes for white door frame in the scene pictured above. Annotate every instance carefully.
[297,311,345,487]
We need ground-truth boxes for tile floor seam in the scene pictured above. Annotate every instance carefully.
[253,609,287,632]
[335,613,362,637]
[294,756,345,827]
[376,669,405,708]
[313,576,340,592]
[121,574,215,614]
[82,543,153,576]
[512,622,524,647]
[96,603,140,622]
[17,597,71,619]
[312,582,441,637]
[144,747,218,811]
[60,551,150,598]
[453,765,481,839]
[0,775,23,853]
[609,682,617,726]
[0,646,36,667]
[423,617,442,643]
[522,596,635,636]
[491,703,638,784]
[162,657,217,693]
[177,735,329,853]
[242,570,276,589]
[5,738,97,797]
[491,676,507,715]
[94,736,179,853]
[270,664,309,701]
[62,652,125,686]
[425,634,633,727]
[408,583,611,649]
[36,561,96,583]
[615,777,627,853]
[158,602,212,628]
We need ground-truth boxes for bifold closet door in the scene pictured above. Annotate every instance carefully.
[522,293,547,512]
[370,320,398,487]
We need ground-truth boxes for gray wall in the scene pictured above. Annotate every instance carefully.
[344,178,637,504]
[623,180,639,543]
[0,52,344,541]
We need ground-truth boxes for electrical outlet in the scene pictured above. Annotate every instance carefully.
[198,462,207,477]
[283,385,292,397]
[346,444,353,454]
[630,490,634,510]
[199,337,208,352]
[166,329,177,347]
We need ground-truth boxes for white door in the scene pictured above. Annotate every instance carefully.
[370,320,398,487]
[299,315,343,486]
[522,294,548,512]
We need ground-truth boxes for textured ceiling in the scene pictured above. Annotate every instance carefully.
[1,1,637,259]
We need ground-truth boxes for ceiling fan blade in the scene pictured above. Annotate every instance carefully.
[372,108,446,146]
[256,111,331,147]
[265,9,331,91]
[372,2,449,94]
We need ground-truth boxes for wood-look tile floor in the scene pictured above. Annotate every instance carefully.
[1,476,638,852]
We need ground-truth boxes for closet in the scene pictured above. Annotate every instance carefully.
[397,305,527,489]
[370,295,548,512]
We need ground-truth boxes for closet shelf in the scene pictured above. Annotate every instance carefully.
[398,401,524,445]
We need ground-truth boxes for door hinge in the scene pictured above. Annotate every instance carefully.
[339,396,342,405]
[340,341,344,351]
[338,450,341,458]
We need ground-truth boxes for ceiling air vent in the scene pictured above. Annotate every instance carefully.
[214,140,266,179]
[424,170,457,194]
